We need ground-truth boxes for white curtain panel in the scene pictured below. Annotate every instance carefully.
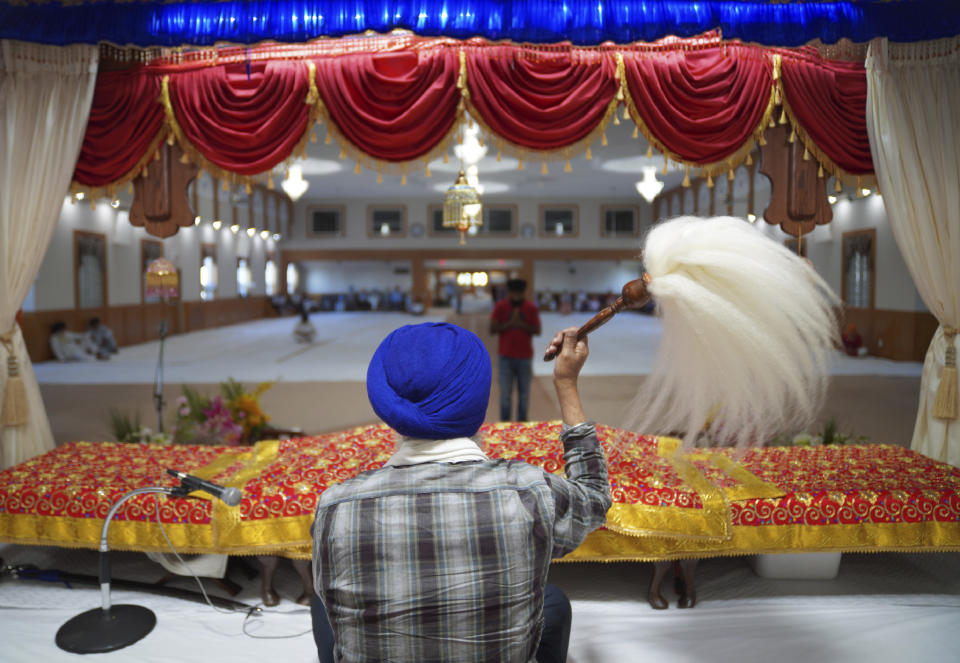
[866,37,960,466]
[0,40,98,469]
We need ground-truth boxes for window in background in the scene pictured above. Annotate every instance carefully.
[286,262,300,295]
[265,257,278,296]
[368,205,406,237]
[539,205,578,237]
[601,206,638,237]
[74,230,107,309]
[842,229,876,309]
[200,243,217,301]
[237,257,253,298]
[308,206,345,236]
[429,204,456,236]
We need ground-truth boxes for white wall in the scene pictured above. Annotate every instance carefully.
[27,195,279,312]
[302,260,412,293]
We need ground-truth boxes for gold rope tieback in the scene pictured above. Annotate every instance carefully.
[933,326,958,421]
[0,328,28,427]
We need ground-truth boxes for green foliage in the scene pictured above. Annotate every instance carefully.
[109,409,141,443]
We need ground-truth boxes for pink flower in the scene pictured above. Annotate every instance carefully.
[179,406,190,417]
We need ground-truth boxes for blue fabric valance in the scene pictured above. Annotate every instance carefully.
[1,1,957,48]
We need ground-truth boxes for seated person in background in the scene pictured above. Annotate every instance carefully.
[311,322,610,663]
[293,310,317,344]
[842,323,867,357]
[49,321,95,361]
[86,317,117,356]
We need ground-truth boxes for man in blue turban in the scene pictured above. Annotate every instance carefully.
[311,322,611,663]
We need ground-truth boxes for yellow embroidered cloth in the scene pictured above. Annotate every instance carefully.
[1,423,958,560]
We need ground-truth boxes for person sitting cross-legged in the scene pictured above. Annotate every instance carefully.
[311,322,610,663]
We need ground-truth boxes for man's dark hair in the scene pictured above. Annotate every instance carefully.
[89,317,101,327]
[506,279,527,293]
[51,321,66,334]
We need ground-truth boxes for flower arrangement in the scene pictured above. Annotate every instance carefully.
[172,379,272,446]
[109,410,171,445]
[790,418,868,447]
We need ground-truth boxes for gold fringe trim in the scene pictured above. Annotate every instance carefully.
[621,51,778,181]
[778,75,876,190]
[70,126,169,202]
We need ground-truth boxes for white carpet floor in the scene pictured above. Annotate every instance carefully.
[32,309,923,385]
[0,543,957,663]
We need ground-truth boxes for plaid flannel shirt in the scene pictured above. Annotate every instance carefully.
[312,422,611,662]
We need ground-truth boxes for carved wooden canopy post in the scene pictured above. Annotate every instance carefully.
[129,142,198,238]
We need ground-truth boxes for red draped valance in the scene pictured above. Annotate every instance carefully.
[622,45,775,180]
[71,35,875,199]
[464,46,619,167]
[778,48,874,181]
[164,59,316,182]
[315,48,461,171]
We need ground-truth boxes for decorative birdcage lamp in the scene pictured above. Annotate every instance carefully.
[443,170,482,245]
[145,258,180,302]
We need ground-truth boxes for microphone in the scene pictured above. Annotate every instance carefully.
[166,469,242,506]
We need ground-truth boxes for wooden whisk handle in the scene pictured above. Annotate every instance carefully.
[542,275,651,362]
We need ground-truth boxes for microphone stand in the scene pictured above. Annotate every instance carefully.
[55,485,181,654]
[153,319,168,433]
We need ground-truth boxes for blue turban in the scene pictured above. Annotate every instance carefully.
[367,322,491,439]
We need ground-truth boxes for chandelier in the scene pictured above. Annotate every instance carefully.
[443,169,482,245]
[635,166,664,203]
[281,165,309,201]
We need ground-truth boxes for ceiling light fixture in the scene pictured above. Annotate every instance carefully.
[443,169,482,245]
[246,227,256,237]
[230,223,240,234]
[212,220,222,230]
[111,199,120,209]
[828,194,838,205]
[272,233,281,241]
[281,165,309,202]
[747,213,757,222]
[259,230,269,240]
[635,166,664,203]
[194,215,201,225]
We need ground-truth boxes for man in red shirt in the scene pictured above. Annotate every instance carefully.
[490,278,542,421]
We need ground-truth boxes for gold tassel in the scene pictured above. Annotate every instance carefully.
[803,147,810,161]
[758,133,767,146]
[478,136,484,147]
[768,118,775,129]
[662,156,668,176]
[324,133,331,145]
[310,129,317,143]
[564,159,571,173]
[788,129,796,144]
[585,147,592,161]
[268,177,274,190]
[746,153,753,166]
[682,168,690,188]
[179,153,190,164]
[728,168,735,181]
[166,133,175,146]
[517,157,523,171]
[425,164,431,177]
[496,150,502,162]
[613,113,620,126]
[646,144,653,158]
[90,199,96,210]
[1,354,28,427]
[222,179,229,191]
[128,182,134,194]
[623,106,630,121]
[707,174,714,188]
[933,329,958,420]
[245,183,252,194]
[339,148,347,160]
[835,178,843,193]
[355,163,362,175]
[818,164,824,178]
[541,162,548,175]
[632,126,639,139]
[377,171,383,184]
[778,109,787,125]
[601,132,608,147]
[401,174,407,186]
[153,150,160,161]
[443,152,449,164]
[69,194,76,205]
